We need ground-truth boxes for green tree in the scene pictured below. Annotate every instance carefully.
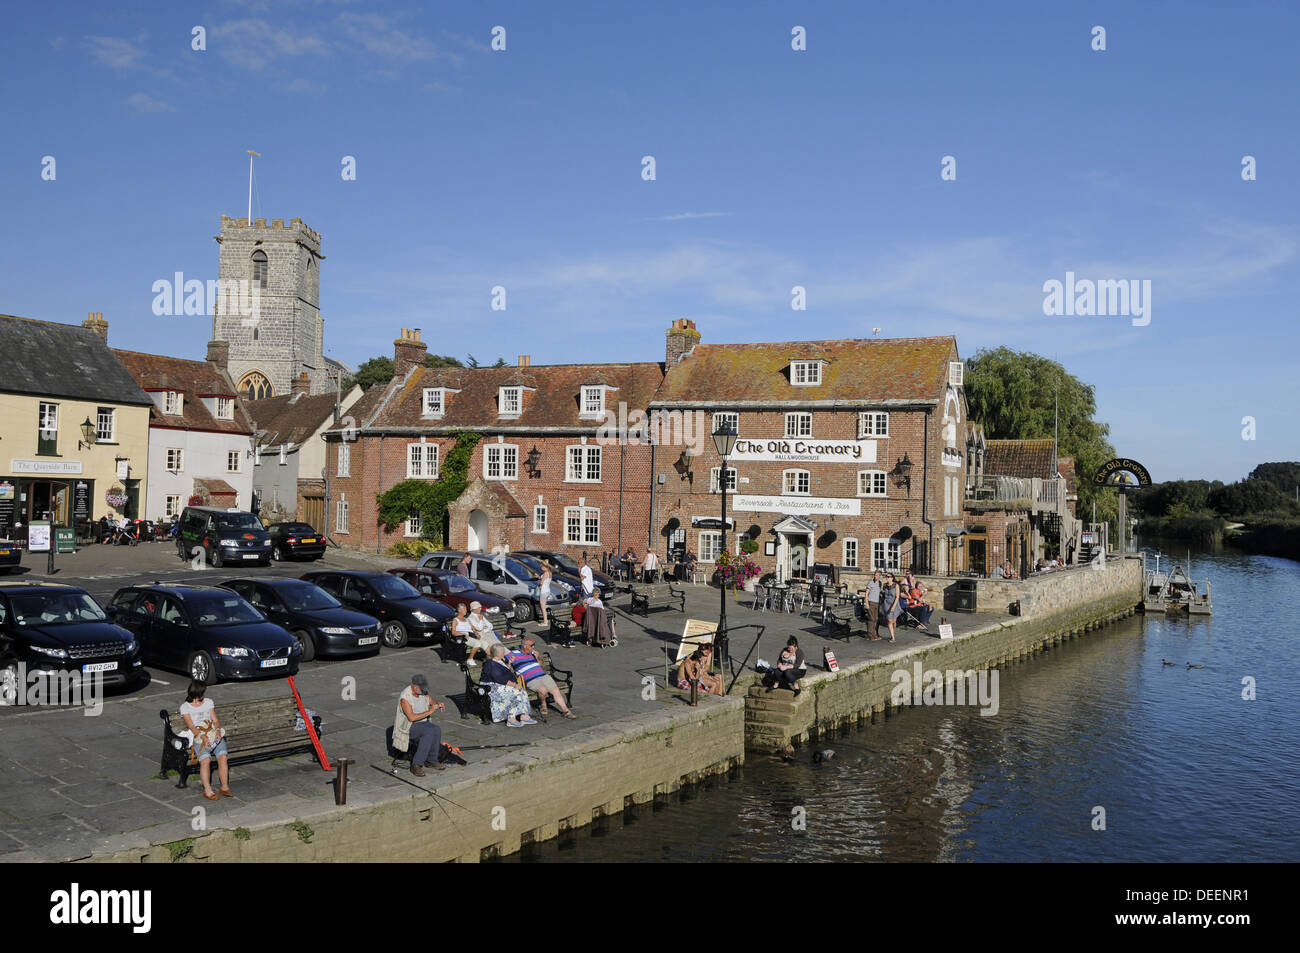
[465,354,480,368]
[346,356,395,392]
[965,347,1117,525]
[1248,462,1300,498]
[492,357,508,368]
[1208,479,1297,518]
[424,354,463,369]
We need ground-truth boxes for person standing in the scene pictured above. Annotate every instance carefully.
[458,552,472,578]
[394,673,446,776]
[865,570,883,641]
[578,554,594,601]
[179,682,232,801]
[538,564,553,626]
[883,574,902,643]
[641,549,660,583]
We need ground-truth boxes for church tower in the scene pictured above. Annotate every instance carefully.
[212,215,329,399]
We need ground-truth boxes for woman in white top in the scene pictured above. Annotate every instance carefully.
[179,681,231,801]
[464,600,500,666]
[538,565,553,625]
[450,603,478,665]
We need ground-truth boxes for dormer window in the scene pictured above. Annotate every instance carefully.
[499,387,522,417]
[164,391,182,415]
[791,360,822,386]
[422,388,445,417]
[581,386,605,418]
[215,397,233,420]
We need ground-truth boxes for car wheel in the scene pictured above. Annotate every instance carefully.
[188,651,215,684]
[211,548,223,569]
[513,598,534,624]
[382,621,408,649]
[294,630,316,663]
[271,545,282,562]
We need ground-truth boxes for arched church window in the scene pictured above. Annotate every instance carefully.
[252,250,268,289]
[239,371,272,401]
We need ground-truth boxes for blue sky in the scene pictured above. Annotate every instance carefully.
[2,0,1296,482]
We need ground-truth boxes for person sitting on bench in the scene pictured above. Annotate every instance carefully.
[506,637,576,719]
[482,645,536,727]
[179,681,232,801]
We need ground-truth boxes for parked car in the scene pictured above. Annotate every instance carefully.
[386,568,516,621]
[266,522,327,562]
[175,506,272,568]
[299,570,454,649]
[415,551,568,623]
[519,549,615,592]
[0,582,145,696]
[217,577,381,661]
[106,583,300,683]
[0,539,20,574]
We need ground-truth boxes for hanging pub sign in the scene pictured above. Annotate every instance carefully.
[1093,458,1152,486]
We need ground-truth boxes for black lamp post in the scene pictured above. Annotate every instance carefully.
[525,445,542,479]
[78,417,96,451]
[711,423,738,669]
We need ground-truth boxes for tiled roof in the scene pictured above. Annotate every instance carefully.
[195,478,237,496]
[653,335,958,405]
[984,439,1057,480]
[0,315,151,405]
[111,349,252,435]
[483,480,527,518]
[342,385,391,430]
[369,363,665,431]
[246,392,344,446]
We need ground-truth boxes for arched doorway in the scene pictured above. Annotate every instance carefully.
[238,371,272,401]
[467,509,488,552]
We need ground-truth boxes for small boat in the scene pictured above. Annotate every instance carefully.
[1142,552,1212,614]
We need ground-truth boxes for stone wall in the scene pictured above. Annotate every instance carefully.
[95,696,745,863]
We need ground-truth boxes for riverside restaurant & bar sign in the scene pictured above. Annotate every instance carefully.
[729,439,877,464]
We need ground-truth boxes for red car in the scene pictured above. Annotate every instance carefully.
[387,568,517,624]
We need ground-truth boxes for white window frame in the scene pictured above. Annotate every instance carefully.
[580,386,605,418]
[164,391,181,415]
[533,504,548,534]
[484,443,519,480]
[215,397,233,420]
[565,445,602,483]
[227,450,241,473]
[96,407,115,442]
[843,538,859,569]
[712,412,739,436]
[784,412,812,438]
[39,401,58,437]
[709,466,737,493]
[782,468,810,496]
[699,530,723,563]
[872,538,901,572]
[857,469,887,497]
[164,495,182,519]
[791,360,822,386]
[563,506,600,545]
[421,388,445,417]
[407,442,439,479]
[336,495,349,534]
[337,442,350,478]
[166,448,184,472]
[405,512,422,538]
[949,361,964,387]
[498,387,522,417]
[859,411,889,437]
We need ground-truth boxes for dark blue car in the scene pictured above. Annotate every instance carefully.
[218,577,381,661]
[107,584,301,683]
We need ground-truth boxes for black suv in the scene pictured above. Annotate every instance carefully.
[175,506,272,568]
[0,582,145,697]
[107,584,300,683]
[299,570,454,649]
[218,577,381,661]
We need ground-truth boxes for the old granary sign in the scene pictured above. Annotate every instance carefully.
[729,438,877,464]
[1092,457,1152,486]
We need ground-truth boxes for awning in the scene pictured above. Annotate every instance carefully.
[944,524,966,536]
[691,516,735,530]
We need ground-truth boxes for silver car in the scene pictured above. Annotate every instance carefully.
[416,551,570,623]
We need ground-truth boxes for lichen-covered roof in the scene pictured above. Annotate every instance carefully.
[984,439,1057,480]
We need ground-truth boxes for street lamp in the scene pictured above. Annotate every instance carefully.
[711,422,738,671]
[78,417,97,451]
[525,445,542,478]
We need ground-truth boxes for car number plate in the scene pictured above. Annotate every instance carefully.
[357,636,379,646]
[259,657,288,668]
[301,538,316,543]
[243,554,260,559]
[0,550,9,555]
[82,661,118,673]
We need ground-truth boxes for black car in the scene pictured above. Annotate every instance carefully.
[519,550,616,592]
[218,577,381,661]
[266,522,327,562]
[300,570,454,649]
[0,582,145,697]
[107,584,300,683]
[175,506,273,568]
[0,539,20,573]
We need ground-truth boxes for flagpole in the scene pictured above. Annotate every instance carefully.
[247,150,261,222]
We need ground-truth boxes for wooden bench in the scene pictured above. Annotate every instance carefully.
[547,602,576,642]
[824,604,857,638]
[460,653,574,725]
[158,696,323,789]
[629,582,686,616]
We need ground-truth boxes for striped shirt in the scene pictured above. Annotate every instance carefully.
[505,650,545,683]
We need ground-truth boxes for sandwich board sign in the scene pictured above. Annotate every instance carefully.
[28,520,51,552]
[675,619,718,662]
[938,622,954,640]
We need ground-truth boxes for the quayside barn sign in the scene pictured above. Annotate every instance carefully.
[729,438,877,464]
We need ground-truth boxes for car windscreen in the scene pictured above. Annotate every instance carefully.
[214,513,264,532]
[370,575,421,599]
[185,594,265,626]
[505,558,541,580]
[548,555,579,572]
[443,575,476,594]
[10,592,107,626]
[276,582,341,611]
[279,524,317,535]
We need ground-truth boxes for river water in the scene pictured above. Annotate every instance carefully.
[510,543,1300,862]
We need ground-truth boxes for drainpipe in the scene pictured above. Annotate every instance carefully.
[921,408,934,574]
[376,433,384,554]
[618,441,626,556]
[320,431,332,549]
[649,441,657,553]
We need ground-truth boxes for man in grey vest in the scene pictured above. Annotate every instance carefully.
[865,571,883,641]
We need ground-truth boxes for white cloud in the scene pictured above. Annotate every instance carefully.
[335,12,440,61]
[87,35,145,68]
[211,18,329,70]
[125,92,174,113]
[641,212,731,222]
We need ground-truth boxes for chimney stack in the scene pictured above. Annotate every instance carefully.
[82,312,109,342]
[518,355,530,368]
[291,371,311,396]
[393,327,428,378]
[206,339,230,370]
[665,318,700,366]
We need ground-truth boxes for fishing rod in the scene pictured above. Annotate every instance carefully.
[371,763,487,819]
[456,742,531,751]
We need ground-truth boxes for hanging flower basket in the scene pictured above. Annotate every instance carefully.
[104,486,128,509]
[715,551,762,593]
